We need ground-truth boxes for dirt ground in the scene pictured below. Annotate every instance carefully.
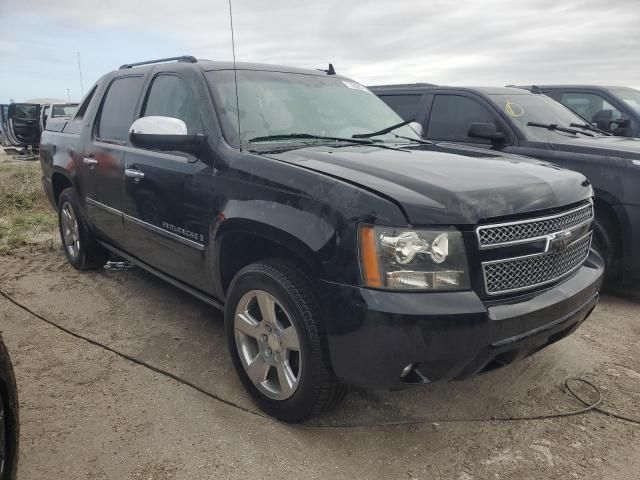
[0,153,639,480]
[0,246,637,480]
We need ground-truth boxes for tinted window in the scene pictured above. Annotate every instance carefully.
[426,95,497,143]
[378,94,421,121]
[143,74,202,133]
[560,92,621,127]
[97,76,144,142]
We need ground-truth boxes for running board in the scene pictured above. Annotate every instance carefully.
[97,241,225,311]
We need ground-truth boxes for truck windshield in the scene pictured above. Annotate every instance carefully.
[488,94,601,140]
[205,70,420,148]
[610,87,640,114]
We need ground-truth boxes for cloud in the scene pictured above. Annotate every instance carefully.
[1,0,640,100]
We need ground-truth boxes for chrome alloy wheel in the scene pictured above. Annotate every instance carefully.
[234,290,302,400]
[61,202,80,258]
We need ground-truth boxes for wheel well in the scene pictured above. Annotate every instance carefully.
[593,198,621,249]
[219,231,316,295]
[51,172,73,207]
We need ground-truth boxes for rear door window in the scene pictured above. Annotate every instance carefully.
[142,74,202,134]
[426,94,499,143]
[378,94,421,121]
[96,76,144,143]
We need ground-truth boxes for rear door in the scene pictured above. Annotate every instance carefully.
[7,103,41,146]
[80,75,144,247]
[119,72,212,289]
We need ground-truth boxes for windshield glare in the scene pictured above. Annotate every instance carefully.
[206,70,420,148]
[488,94,592,140]
[611,87,640,114]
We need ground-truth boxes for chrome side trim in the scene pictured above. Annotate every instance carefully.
[476,200,594,250]
[85,197,205,251]
[86,197,121,216]
[124,214,205,251]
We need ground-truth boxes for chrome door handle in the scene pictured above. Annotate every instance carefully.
[83,157,98,167]
[125,168,145,182]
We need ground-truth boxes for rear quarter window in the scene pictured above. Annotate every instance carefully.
[378,94,421,121]
[96,76,144,142]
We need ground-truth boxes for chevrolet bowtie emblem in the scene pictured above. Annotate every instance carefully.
[547,230,573,253]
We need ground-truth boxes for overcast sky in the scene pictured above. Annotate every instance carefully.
[1,0,639,103]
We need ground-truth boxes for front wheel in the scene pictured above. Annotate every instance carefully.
[225,260,346,422]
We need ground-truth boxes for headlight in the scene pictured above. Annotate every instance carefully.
[359,225,470,290]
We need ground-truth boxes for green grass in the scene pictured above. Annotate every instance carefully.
[0,159,57,254]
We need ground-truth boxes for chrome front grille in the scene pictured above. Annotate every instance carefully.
[476,201,594,296]
[482,232,592,295]
[477,203,593,249]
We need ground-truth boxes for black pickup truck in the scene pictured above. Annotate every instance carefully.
[39,57,603,421]
[372,84,640,284]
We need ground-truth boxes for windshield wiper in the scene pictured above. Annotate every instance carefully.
[569,122,612,136]
[393,134,433,145]
[526,121,593,136]
[248,133,375,145]
[351,119,414,139]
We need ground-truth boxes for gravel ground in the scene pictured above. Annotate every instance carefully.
[0,189,638,478]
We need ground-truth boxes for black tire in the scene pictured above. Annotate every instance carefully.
[0,334,19,480]
[592,214,620,284]
[224,260,346,422]
[58,188,109,270]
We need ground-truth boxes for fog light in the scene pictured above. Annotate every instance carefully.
[400,363,414,378]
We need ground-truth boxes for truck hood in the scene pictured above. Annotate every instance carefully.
[549,135,640,158]
[264,143,592,225]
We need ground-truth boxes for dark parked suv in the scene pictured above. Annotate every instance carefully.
[372,84,640,284]
[39,57,602,421]
[516,85,640,137]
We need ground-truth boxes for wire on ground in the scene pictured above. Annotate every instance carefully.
[1,288,638,428]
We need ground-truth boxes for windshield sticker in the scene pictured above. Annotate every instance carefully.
[505,101,524,117]
[342,80,373,94]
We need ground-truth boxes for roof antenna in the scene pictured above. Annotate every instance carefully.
[317,63,336,75]
[77,52,85,96]
[228,0,242,151]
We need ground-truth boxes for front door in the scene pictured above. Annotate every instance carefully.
[120,73,213,291]
[7,103,41,146]
[80,75,144,247]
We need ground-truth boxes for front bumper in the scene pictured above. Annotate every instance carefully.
[320,250,604,387]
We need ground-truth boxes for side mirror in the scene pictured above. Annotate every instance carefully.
[129,116,205,153]
[611,117,631,130]
[467,122,507,143]
[409,121,424,137]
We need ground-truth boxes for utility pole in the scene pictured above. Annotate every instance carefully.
[67,88,71,102]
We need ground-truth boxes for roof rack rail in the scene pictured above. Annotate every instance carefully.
[119,55,197,70]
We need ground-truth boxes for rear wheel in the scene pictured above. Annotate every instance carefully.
[58,188,109,270]
[225,260,346,422]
